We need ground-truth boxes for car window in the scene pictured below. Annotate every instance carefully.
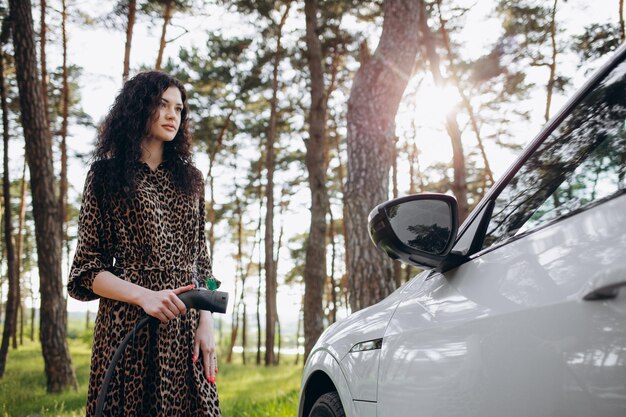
[482,61,626,250]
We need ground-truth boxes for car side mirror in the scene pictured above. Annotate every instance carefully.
[368,194,459,270]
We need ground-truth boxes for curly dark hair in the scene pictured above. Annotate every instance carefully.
[91,71,204,200]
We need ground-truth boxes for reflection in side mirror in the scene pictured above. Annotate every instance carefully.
[369,194,458,270]
[386,200,453,255]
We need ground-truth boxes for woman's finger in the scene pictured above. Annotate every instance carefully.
[202,347,211,382]
[157,312,168,323]
[210,352,217,380]
[171,293,187,316]
[172,283,195,295]
[193,339,200,365]
[203,345,216,381]
[164,297,181,317]
[162,306,176,321]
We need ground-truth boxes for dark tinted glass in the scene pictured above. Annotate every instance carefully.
[483,61,626,249]
[386,200,452,254]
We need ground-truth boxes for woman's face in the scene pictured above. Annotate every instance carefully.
[147,85,184,143]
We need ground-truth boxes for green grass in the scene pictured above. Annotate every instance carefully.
[0,339,301,417]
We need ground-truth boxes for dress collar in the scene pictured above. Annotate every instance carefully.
[139,160,167,174]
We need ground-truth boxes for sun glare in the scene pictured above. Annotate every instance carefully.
[396,81,463,140]
[415,83,462,123]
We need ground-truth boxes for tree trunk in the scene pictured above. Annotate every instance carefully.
[256,179,262,366]
[295,300,303,365]
[241,302,247,365]
[0,34,20,377]
[30,303,35,341]
[330,108,350,315]
[240,195,260,365]
[435,1,494,188]
[275,316,281,365]
[391,135,403,287]
[327,209,337,324]
[274,195,287,366]
[9,0,77,391]
[17,159,27,343]
[123,0,136,82]
[226,171,243,364]
[16,158,27,280]
[226,306,239,363]
[206,109,229,274]
[256,253,262,366]
[19,302,24,346]
[60,0,69,269]
[264,3,290,366]
[39,0,50,141]
[155,0,173,71]
[303,0,330,363]
[619,0,626,42]
[418,0,468,221]
[544,0,558,123]
[345,0,420,311]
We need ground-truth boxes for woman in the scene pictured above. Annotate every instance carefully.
[68,71,221,416]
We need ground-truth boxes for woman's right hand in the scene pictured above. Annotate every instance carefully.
[138,284,194,323]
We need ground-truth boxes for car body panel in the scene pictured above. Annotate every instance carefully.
[314,276,421,362]
[340,349,380,401]
[378,194,626,417]
[353,400,377,417]
[298,275,426,416]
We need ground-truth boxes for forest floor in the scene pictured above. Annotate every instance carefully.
[0,338,301,417]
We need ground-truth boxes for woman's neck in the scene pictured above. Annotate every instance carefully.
[140,137,164,170]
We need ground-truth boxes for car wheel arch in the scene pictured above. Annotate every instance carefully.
[300,370,339,417]
[300,347,358,417]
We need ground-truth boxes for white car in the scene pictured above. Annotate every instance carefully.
[298,45,626,417]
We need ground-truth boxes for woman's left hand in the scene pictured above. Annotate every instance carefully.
[194,311,217,384]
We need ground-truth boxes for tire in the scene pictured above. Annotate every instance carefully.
[309,391,346,417]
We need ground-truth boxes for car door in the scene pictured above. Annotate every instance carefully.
[377,51,626,416]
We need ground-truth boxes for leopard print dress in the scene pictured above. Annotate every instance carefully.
[68,160,221,417]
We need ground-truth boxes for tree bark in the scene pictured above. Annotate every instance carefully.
[0,32,19,377]
[39,0,50,140]
[123,0,136,82]
[345,0,420,311]
[9,0,77,392]
[155,0,173,71]
[264,2,290,366]
[303,0,330,362]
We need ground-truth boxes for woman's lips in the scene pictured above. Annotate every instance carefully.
[163,125,176,131]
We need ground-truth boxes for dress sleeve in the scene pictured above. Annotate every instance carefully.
[67,166,113,301]
[196,182,220,290]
